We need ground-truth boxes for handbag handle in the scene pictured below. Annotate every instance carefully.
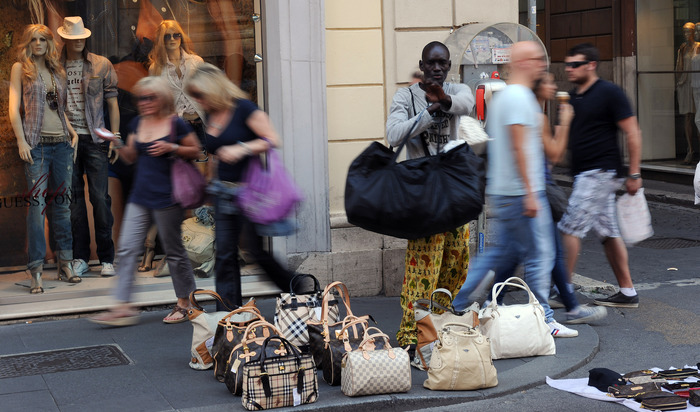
[219,305,264,325]
[242,320,281,344]
[430,288,455,312]
[289,273,321,297]
[321,281,352,319]
[328,315,369,343]
[439,322,479,335]
[360,327,391,349]
[258,335,302,370]
[489,276,539,306]
[189,289,236,312]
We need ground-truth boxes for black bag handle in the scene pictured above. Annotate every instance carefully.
[257,336,305,397]
[288,273,321,297]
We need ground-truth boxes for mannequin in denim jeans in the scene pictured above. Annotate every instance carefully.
[8,24,80,294]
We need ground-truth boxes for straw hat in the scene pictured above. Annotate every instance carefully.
[57,16,91,40]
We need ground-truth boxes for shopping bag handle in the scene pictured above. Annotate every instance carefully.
[289,273,322,297]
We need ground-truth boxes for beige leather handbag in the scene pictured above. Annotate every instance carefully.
[423,322,498,391]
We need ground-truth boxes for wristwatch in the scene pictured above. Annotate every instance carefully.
[628,173,641,180]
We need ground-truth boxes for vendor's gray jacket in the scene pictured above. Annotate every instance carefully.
[386,82,474,160]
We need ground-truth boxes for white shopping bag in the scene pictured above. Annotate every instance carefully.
[616,188,653,246]
[694,162,700,205]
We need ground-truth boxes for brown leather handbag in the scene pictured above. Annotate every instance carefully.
[211,305,266,382]
[306,281,354,368]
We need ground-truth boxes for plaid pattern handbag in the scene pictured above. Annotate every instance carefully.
[341,327,411,397]
[224,320,284,396]
[274,274,340,349]
[212,306,266,382]
[241,336,318,410]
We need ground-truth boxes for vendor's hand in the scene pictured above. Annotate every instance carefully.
[148,140,178,157]
[625,177,642,196]
[423,79,448,104]
[108,142,119,164]
[18,140,33,164]
[522,191,538,218]
[558,103,574,126]
[217,144,249,164]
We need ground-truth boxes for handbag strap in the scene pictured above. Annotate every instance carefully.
[430,288,454,312]
[242,320,281,344]
[219,305,264,325]
[489,276,538,305]
[321,281,352,319]
[440,322,478,335]
[257,335,305,398]
[189,289,236,312]
[289,273,321,297]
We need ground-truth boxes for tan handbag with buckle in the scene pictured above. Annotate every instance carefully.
[423,322,498,391]
[413,288,479,370]
[212,305,266,381]
[341,327,411,397]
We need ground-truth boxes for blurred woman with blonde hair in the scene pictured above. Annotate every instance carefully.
[8,24,80,294]
[186,63,294,309]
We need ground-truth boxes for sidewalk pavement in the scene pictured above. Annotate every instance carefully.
[0,294,599,412]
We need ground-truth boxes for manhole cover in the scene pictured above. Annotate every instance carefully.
[0,344,131,379]
[635,237,700,250]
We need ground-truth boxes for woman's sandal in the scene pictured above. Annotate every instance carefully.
[89,309,140,327]
[163,306,190,324]
[57,259,82,283]
[30,271,44,294]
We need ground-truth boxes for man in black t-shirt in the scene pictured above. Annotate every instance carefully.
[558,43,643,308]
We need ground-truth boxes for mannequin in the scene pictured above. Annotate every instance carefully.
[692,23,700,161]
[677,22,697,164]
[8,24,81,294]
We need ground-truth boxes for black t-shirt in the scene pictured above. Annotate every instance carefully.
[205,99,259,182]
[568,79,633,177]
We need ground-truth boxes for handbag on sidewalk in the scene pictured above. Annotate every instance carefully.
[241,336,318,410]
[187,289,248,370]
[423,322,498,391]
[274,274,340,350]
[320,315,377,386]
[413,288,479,370]
[307,281,358,368]
[224,320,284,396]
[341,327,411,397]
[212,305,266,382]
[478,277,556,359]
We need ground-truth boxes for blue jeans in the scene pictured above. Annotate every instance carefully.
[71,135,114,263]
[452,191,555,321]
[25,142,74,270]
[214,194,294,310]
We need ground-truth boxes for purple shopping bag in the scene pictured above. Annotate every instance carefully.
[238,149,303,224]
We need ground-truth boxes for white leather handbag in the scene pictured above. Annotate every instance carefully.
[478,277,556,360]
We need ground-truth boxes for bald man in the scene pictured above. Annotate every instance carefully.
[452,41,578,338]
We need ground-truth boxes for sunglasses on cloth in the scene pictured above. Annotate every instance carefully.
[164,33,183,41]
[46,91,58,111]
[565,60,590,68]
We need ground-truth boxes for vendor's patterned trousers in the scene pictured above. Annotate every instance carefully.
[396,224,470,346]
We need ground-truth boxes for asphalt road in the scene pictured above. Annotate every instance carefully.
[412,200,700,411]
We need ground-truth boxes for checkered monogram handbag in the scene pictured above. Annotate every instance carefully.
[341,327,412,397]
[321,315,383,386]
[273,274,340,350]
[212,306,266,382]
[241,336,318,410]
[224,320,284,396]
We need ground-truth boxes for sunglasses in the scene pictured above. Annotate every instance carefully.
[188,90,204,100]
[136,94,157,102]
[565,60,590,69]
[46,91,58,111]
[164,33,183,41]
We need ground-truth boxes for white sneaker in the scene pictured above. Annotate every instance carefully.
[101,262,116,277]
[72,259,89,277]
[548,320,578,338]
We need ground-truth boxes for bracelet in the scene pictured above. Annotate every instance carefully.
[238,141,253,156]
[628,173,641,180]
[114,132,121,138]
[172,143,180,152]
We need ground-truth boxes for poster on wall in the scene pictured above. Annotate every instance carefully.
[0,0,258,268]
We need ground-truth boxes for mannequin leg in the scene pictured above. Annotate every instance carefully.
[684,113,695,164]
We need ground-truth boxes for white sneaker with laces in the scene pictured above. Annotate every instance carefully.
[101,262,116,277]
[548,320,578,338]
[72,259,89,277]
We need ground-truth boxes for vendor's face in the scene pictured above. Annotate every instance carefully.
[30,34,48,57]
[65,38,86,55]
[164,30,182,52]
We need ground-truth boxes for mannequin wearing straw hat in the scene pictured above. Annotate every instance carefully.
[57,16,121,279]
